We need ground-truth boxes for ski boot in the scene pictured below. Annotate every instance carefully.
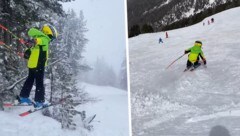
[184,66,191,72]
[190,63,201,71]
[34,101,49,109]
[19,97,33,105]
[194,63,201,68]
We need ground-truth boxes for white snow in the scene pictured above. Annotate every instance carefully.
[158,0,172,8]
[209,0,215,4]
[184,0,197,17]
[184,8,195,17]
[77,83,130,136]
[187,109,240,123]
[0,108,81,136]
[129,7,240,136]
[0,83,129,136]
[144,0,172,15]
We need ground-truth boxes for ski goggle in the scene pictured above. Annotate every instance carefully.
[194,42,202,46]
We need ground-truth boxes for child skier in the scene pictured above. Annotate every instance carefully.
[19,24,58,108]
[184,41,206,71]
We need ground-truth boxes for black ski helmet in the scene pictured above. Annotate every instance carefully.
[195,41,202,46]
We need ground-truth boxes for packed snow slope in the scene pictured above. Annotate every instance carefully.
[129,7,240,136]
[0,83,129,136]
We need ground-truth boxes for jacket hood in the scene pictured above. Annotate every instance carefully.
[28,28,51,41]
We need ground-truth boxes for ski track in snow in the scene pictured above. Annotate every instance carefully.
[130,7,240,136]
[187,109,240,123]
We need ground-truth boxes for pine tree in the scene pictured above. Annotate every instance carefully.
[0,0,72,109]
[129,24,141,37]
[141,24,154,34]
[1,2,92,131]
[46,9,90,130]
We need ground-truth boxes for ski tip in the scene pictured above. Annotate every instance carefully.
[19,112,30,117]
[3,103,13,107]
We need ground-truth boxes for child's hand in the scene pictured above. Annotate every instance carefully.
[203,58,207,65]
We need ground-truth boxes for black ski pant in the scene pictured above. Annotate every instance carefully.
[20,67,45,102]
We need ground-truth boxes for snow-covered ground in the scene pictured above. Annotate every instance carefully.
[77,83,130,136]
[129,7,240,136]
[0,101,87,136]
[0,83,129,136]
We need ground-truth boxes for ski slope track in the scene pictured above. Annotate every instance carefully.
[129,7,240,136]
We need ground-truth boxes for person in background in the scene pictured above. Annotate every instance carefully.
[159,37,163,44]
[211,18,214,23]
[165,31,168,38]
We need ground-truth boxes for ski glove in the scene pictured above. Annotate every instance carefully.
[184,50,190,54]
[203,59,207,65]
[27,39,36,44]
[24,48,31,59]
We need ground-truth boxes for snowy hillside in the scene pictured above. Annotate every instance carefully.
[127,0,233,30]
[0,83,129,136]
[129,7,240,136]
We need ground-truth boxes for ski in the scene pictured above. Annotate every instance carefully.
[3,96,34,107]
[19,96,70,117]
[184,67,197,72]
[184,64,207,72]
[183,68,190,72]
[3,103,33,107]
[190,67,196,71]
[19,103,55,117]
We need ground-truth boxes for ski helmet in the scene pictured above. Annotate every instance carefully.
[41,24,58,39]
[194,41,202,46]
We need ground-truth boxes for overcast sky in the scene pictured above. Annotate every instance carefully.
[62,0,127,73]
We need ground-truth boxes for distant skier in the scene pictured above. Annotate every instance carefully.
[159,37,163,44]
[211,18,214,23]
[208,20,210,25]
[165,32,168,38]
[19,24,58,108]
[184,41,206,71]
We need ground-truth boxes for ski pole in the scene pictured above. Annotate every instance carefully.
[0,24,29,48]
[0,41,24,58]
[166,54,185,69]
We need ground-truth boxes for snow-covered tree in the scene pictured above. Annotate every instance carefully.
[1,1,92,131]
[46,9,90,130]
[0,0,72,109]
